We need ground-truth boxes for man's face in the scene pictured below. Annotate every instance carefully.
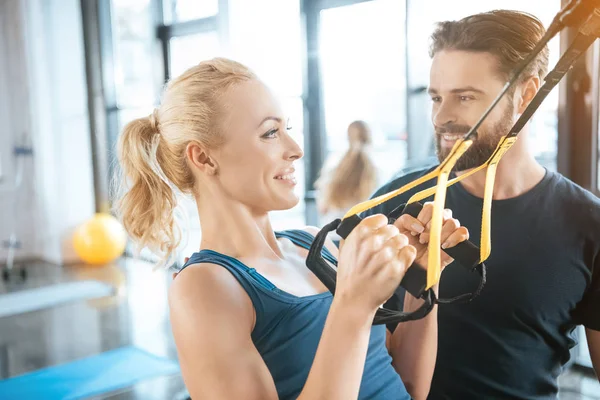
[429,50,516,171]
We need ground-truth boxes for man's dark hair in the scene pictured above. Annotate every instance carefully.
[430,10,549,82]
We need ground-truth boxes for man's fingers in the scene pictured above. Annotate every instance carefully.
[440,218,461,246]
[442,226,470,249]
[395,214,425,235]
[418,202,434,228]
[443,208,453,220]
[420,204,453,229]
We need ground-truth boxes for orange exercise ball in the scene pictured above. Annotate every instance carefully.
[73,213,128,265]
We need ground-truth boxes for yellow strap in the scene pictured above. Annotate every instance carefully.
[425,139,473,288]
[343,168,440,219]
[405,135,517,266]
[340,139,473,289]
[479,163,496,262]
[406,163,487,205]
[479,136,518,261]
[336,135,522,290]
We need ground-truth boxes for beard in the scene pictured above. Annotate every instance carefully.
[435,103,515,172]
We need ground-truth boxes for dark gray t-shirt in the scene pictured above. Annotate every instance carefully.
[364,167,600,399]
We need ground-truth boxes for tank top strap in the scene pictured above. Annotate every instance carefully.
[181,250,284,317]
[275,229,338,265]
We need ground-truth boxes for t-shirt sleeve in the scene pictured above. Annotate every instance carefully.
[574,254,600,331]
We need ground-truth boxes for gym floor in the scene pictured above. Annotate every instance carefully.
[0,259,188,400]
[0,259,598,400]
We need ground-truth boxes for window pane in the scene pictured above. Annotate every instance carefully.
[228,0,306,227]
[163,0,218,24]
[319,0,407,185]
[117,107,155,132]
[111,0,158,108]
[169,31,221,78]
[228,0,303,98]
[406,0,562,171]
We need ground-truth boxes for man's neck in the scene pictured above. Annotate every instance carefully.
[455,139,546,200]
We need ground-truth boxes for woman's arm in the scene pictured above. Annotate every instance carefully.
[169,264,278,399]
[171,216,414,400]
[170,265,377,400]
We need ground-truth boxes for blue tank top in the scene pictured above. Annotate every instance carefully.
[181,229,411,400]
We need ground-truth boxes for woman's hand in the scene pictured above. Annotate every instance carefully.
[336,214,417,314]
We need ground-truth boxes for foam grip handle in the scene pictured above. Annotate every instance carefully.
[402,202,481,270]
[335,214,362,240]
[398,263,428,298]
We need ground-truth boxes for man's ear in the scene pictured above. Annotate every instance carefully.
[186,141,218,176]
[517,75,541,114]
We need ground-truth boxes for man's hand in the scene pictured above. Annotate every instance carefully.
[393,202,469,271]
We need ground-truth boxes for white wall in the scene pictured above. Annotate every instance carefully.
[0,0,37,263]
[0,0,95,266]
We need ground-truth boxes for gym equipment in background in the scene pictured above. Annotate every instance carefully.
[1,136,33,282]
[73,213,127,266]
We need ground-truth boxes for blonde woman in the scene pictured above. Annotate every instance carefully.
[316,120,379,224]
[114,58,469,400]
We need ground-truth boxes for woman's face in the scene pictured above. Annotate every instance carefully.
[211,79,304,214]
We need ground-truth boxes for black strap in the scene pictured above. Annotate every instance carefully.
[509,32,596,138]
[305,219,437,325]
[392,202,488,305]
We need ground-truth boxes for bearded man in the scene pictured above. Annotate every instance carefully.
[363,9,600,399]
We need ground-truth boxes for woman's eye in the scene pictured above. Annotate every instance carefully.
[262,129,278,139]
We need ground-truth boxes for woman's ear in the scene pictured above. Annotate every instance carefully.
[186,141,218,176]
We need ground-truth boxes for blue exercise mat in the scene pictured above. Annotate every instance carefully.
[0,346,181,400]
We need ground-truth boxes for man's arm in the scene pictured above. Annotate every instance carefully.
[586,328,600,381]
[389,203,469,400]
[577,249,600,381]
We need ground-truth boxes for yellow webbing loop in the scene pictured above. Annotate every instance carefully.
[406,135,518,267]
[425,139,473,288]
[342,139,473,289]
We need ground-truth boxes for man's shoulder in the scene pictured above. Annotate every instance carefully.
[550,171,600,221]
[548,171,600,207]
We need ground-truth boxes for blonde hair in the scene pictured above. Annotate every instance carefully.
[113,58,257,266]
[316,121,378,213]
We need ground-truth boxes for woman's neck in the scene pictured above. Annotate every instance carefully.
[195,191,283,261]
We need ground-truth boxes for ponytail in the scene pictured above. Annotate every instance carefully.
[114,116,181,266]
